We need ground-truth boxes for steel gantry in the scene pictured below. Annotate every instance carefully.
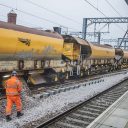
[118,28,128,49]
[85,17,128,24]
[117,38,128,49]
[82,17,128,40]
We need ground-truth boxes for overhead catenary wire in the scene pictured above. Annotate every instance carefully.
[84,0,107,17]
[0,3,60,25]
[0,15,47,29]
[0,3,80,31]
[24,0,82,26]
[105,0,122,17]
[83,0,126,32]
[83,0,127,46]
[104,0,126,33]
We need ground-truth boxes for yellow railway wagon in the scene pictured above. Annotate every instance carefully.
[88,42,115,59]
[62,35,89,61]
[63,35,115,60]
[0,21,63,60]
[123,50,128,59]
[63,43,80,60]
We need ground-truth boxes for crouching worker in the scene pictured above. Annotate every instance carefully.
[5,71,23,121]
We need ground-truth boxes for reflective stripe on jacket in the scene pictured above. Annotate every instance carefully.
[5,76,22,96]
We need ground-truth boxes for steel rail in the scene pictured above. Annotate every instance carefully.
[35,77,128,128]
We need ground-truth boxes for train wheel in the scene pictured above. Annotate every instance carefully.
[41,60,45,69]
[19,60,24,70]
[80,71,84,77]
[87,69,91,75]
[54,75,58,82]
[34,60,37,69]
[87,70,90,75]
[66,72,69,79]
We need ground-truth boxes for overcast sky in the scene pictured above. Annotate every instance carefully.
[0,0,128,45]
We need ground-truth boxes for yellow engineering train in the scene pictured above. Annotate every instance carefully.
[0,21,128,85]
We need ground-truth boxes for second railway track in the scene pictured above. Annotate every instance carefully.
[36,77,128,128]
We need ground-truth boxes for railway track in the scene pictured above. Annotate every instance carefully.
[35,77,128,128]
[0,69,127,98]
[29,73,103,91]
[29,70,127,95]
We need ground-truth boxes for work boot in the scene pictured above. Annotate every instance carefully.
[17,111,24,118]
[6,115,12,122]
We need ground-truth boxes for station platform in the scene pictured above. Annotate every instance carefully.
[87,90,128,128]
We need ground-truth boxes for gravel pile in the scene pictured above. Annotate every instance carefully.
[0,72,128,128]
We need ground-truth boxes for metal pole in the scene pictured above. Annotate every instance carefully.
[82,18,88,39]
[97,32,101,44]
[119,28,128,47]
[124,41,126,49]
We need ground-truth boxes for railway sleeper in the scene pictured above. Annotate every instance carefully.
[99,95,120,100]
[108,90,127,94]
[85,104,106,110]
[94,99,112,106]
[82,106,101,112]
[97,98,115,103]
[107,88,127,93]
[67,114,92,123]
[72,113,95,120]
[103,93,124,97]
[55,121,83,128]
[89,102,109,108]
[82,108,102,115]
[60,116,89,128]
[107,89,126,93]
[76,110,99,117]
[103,94,123,98]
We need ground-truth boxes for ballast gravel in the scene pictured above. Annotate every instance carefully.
[0,72,128,128]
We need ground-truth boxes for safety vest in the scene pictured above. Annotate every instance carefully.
[5,76,22,96]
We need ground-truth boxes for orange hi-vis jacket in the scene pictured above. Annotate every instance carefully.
[5,76,22,96]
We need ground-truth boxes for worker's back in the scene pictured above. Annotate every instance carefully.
[6,76,21,96]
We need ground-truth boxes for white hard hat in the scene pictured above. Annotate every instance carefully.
[12,70,17,75]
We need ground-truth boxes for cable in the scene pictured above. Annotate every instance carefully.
[0,3,60,25]
[83,0,126,32]
[105,0,122,17]
[83,0,127,46]
[0,14,47,29]
[104,0,126,32]
[24,0,82,25]
[84,0,107,17]
[0,3,79,31]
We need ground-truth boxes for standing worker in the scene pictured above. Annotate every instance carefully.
[5,71,23,121]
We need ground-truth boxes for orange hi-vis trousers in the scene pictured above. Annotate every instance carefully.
[6,96,22,116]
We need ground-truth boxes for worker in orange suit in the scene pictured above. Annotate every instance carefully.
[5,71,23,121]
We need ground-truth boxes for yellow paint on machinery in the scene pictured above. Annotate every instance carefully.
[24,60,34,69]
[123,50,128,59]
[0,61,18,71]
[71,37,115,59]
[0,28,63,60]
[88,43,115,59]
[28,74,46,85]
[63,43,80,60]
